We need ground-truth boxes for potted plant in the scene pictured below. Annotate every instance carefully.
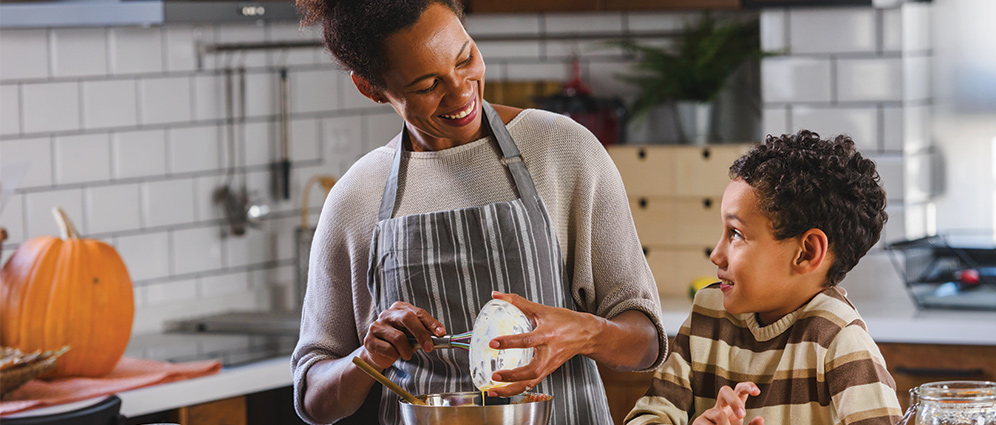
[614,13,767,144]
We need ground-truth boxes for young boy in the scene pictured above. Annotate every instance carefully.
[625,130,903,425]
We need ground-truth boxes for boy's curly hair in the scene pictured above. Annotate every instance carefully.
[730,129,888,286]
[296,0,464,89]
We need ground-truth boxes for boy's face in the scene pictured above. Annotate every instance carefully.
[710,179,807,325]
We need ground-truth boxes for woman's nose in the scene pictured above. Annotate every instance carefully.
[445,77,474,103]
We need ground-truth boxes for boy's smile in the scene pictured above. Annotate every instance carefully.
[710,179,825,326]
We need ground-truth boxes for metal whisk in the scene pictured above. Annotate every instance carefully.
[407,331,473,351]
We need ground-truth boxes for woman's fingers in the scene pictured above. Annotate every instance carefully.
[362,330,402,369]
[485,381,535,398]
[369,321,414,360]
[490,362,541,384]
[748,417,765,425]
[364,302,448,369]
[491,291,541,319]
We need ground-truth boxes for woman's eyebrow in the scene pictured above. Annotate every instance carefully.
[404,40,471,88]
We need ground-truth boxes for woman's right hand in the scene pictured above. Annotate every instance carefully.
[358,301,447,371]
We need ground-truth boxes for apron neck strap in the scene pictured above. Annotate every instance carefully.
[378,100,540,221]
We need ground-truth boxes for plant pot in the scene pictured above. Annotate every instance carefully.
[674,101,715,145]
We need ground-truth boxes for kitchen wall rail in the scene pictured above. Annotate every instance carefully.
[195,30,683,69]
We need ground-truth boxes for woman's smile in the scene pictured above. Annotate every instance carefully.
[438,98,478,126]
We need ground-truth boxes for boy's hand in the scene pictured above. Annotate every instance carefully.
[691,382,764,425]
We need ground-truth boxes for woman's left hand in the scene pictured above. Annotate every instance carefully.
[485,291,602,397]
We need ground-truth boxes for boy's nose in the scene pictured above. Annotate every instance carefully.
[709,241,724,267]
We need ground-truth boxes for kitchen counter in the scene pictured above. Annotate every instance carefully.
[16,297,994,419]
[117,354,293,417]
[115,300,995,416]
[658,295,996,346]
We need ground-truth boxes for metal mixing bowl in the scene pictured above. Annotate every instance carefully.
[399,391,553,425]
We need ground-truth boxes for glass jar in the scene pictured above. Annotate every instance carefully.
[897,381,996,425]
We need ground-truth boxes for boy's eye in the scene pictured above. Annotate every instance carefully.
[730,228,743,240]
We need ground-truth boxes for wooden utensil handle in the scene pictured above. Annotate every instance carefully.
[351,356,426,406]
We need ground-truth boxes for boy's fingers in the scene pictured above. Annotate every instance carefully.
[748,416,765,425]
[734,382,761,397]
[716,386,746,419]
[699,408,731,425]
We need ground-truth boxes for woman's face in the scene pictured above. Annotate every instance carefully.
[377,3,487,150]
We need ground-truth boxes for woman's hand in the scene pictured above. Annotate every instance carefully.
[691,382,764,425]
[358,301,446,371]
[485,291,603,397]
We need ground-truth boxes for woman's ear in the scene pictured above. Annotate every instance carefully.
[793,228,830,275]
[351,73,388,104]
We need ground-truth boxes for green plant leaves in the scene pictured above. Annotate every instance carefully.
[611,13,768,120]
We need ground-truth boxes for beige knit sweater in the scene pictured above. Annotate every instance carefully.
[626,285,903,425]
[291,108,667,424]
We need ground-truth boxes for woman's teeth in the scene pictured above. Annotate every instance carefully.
[440,99,475,120]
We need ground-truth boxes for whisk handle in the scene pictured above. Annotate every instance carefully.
[407,335,454,350]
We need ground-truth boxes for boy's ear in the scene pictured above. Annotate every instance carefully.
[793,228,830,274]
[350,73,388,104]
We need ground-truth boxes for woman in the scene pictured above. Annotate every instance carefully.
[291,1,667,424]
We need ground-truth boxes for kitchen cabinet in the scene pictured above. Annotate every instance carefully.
[607,144,751,299]
[878,343,996,409]
[124,386,306,425]
[467,0,739,13]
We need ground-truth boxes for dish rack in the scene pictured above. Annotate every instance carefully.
[887,233,996,310]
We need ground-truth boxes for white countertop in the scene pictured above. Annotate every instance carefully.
[12,296,995,419]
[117,355,294,417]
[111,299,994,417]
[658,295,996,346]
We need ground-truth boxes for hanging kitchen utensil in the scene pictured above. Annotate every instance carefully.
[214,67,262,236]
[275,67,291,200]
[294,174,336,308]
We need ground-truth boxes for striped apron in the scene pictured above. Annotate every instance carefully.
[367,101,612,425]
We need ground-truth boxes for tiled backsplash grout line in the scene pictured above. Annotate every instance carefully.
[7,158,323,194]
[0,105,389,141]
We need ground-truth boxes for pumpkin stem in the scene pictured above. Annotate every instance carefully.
[51,207,80,239]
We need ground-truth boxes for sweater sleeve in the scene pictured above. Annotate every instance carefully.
[290,154,384,425]
[625,314,695,425]
[521,110,667,371]
[825,322,904,425]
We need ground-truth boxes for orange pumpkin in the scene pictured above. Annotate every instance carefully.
[1,207,134,378]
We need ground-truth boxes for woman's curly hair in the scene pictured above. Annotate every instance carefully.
[297,0,464,89]
[730,129,888,287]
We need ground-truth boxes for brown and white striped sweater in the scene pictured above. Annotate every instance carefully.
[626,284,902,425]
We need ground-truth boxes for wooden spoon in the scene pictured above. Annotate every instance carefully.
[351,356,426,406]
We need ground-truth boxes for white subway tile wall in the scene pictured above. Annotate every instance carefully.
[1,136,53,187]
[21,81,80,133]
[82,79,139,129]
[0,7,932,334]
[50,28,109,78]
[54,133,111,184]
[85,184,141,234]
[0,29,49,80]
[761,4,934,251]
[109,27,165,75]
[112,130,168,179]
[0,85,20,136]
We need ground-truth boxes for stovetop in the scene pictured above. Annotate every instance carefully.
[127,329,298,367]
